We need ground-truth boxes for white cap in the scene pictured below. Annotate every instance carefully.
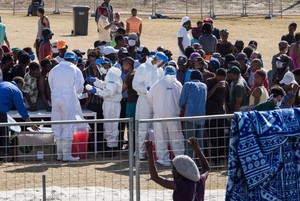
[103,46,118,55]
[279,71,297,85]
[181,16,190,25]
[172,155,200,182]
[52,40,59,53]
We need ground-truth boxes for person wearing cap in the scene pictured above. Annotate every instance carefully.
[198,23,217,57]
[0,17,10,48]
[11,48,21,64]
[132,52,168,160]
[216,29,234,57]
[203,17,220,39]
[272,54,290,86]
[23,47,36,62]
[281,22,297,45]
[248,40,258,50]
[206,68,229,165]
[48,51,85,162]
[38,28,54,61]
[179,70,207,158]
[126,8,143,38]
[135,45,150,65]
[0,77,39,161]
[185,56,214,84]
[279,71,299,108]
[0,53,14,81]
[145,137,210,201]
[289,32,300,69]
[98,7,118,43]
[55,40,68,63]
[95,0,114,23]
[248,69,269,107]
[127,33,139,57]
[11,52,31,79]
[85,60,122,156]
[246,58,263,88]
[235,52,249,76]
[176,55,188,85]
[178,16,191,56]
[207,58,221,73]
[253,85,286,111]
[103,46,118,64]
[271,41,294,85]
[34,7,50,59]
[227,66,249,113]
[147,66,184,166]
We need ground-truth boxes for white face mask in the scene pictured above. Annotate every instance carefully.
[276,99,282,107]
[128,39,136,47]
[100,67,108,75]
[276,61,284,69]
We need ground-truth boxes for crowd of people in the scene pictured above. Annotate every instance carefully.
[1,1,300,199]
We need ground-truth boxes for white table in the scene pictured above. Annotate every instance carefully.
[7,109,98,154]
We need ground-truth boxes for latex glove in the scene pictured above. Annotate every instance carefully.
[147,87,150,91]
[85,84,97,94]
[85,77,97,83]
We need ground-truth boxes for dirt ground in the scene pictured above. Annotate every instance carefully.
[1,12,300,70]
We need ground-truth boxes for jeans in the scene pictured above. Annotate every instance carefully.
[0,113,9,158]
[183,121,204,159]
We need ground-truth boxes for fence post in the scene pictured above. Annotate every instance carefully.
[53,0,60,14]
[13,0,15,15]
[129,118,134,201]
[42,175,46,201]
[241,0,248,17]
[265,0,273,19]
[135,119,140,201]
[200,0,203,19]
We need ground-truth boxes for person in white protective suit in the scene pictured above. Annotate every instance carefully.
[132,52,168,160]
[48,51,85,162]
[85,58,122,157]
[147,66,185,166]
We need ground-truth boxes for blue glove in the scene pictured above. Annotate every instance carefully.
[147,87,150,91]
[85,77,97,83]
[85,84,97,94]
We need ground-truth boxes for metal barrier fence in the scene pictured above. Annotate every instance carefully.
[135,114,234,201]
[1,0,300,17]
[0,117,134,200]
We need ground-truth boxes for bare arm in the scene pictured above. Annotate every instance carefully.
[252,87,262,106]
[178,37,185,55]
[126,22,130,34]
[43,16,50,28]
[37,76,51,111]
[188,137,210,179]
[139,23,142,36]
[145,140,177,190]
[234,96,243,112]
[4,34,10,48]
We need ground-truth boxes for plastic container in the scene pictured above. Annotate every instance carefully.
[72,5,90,35]
[72,127,89,159]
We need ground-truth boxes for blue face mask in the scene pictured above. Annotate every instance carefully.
[135,54,142,60]
[29,54,35,61]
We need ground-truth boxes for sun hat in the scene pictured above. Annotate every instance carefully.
[172,155,200,182]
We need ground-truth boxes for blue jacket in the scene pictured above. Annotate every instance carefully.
[0,81,29,119]
[179,80,207,125]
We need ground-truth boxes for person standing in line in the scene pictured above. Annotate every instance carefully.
[147,66,184,167]
[289,32,300,69]
[0,17,10,48]
[145,137,210,201]
[48,51,85,162]
[34,7,50,60]
[178,16,191,56]
[97,7,118,44]
[179,70,207,159]
[281,22,297,45]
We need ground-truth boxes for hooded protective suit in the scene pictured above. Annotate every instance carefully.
[147,75,184,165]
[48,60,85,161]
[93,67,122,148]
[132,58,164,159]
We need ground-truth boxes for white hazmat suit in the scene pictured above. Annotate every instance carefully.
[132,58,164,159]
[90,67,122,148]
[48,60,85,161]
[147,75,184,166]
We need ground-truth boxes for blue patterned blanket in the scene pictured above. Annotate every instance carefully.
[226,108,300,201]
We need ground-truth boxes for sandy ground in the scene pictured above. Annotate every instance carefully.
[1,12,300,70]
